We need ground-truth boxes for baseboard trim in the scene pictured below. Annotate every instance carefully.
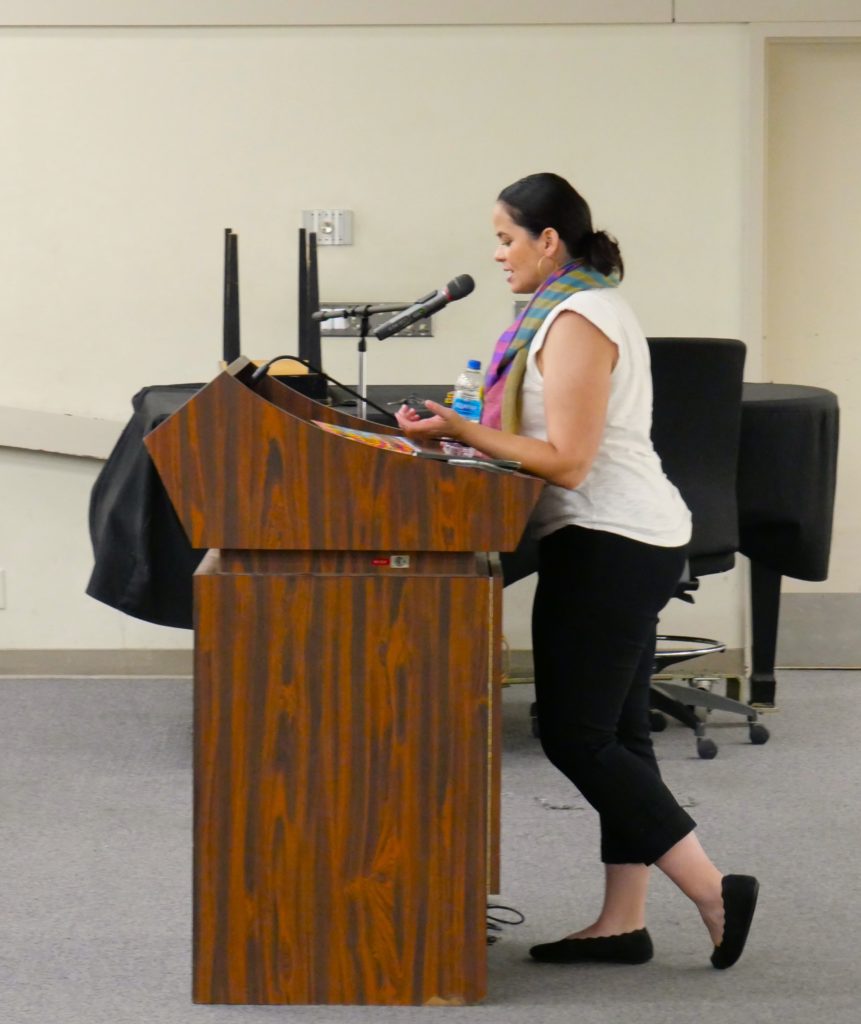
[0,649,193,677]
[5,615,855,679]
[0,646,747,680]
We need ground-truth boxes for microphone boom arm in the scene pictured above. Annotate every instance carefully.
[312,300,416,323]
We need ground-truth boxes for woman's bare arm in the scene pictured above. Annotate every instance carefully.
[396,311,615,488]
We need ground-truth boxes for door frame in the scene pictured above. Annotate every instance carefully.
[744,21,861,381]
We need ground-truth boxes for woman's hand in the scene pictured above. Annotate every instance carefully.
[395,400,466,442]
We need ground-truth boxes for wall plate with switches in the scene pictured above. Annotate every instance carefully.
[302,209,353,245]
[317,303,433,339]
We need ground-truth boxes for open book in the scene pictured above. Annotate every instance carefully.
[311,420,521,472]
[312,420,423,455]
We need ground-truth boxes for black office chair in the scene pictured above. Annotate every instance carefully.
[647,338,769,758]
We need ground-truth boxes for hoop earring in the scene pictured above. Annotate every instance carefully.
[537,255,558,277]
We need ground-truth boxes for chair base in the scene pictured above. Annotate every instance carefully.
[525,637,772,758]
[651,637,769,758]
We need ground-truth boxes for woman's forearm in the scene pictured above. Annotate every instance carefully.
[455,420,590,489]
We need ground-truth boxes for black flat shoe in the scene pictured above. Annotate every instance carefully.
[530,928,653,964]
[711,874,759,969]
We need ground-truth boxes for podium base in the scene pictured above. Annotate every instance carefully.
[191,550,501,1005]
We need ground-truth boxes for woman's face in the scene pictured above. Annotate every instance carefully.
[492,201,548,294]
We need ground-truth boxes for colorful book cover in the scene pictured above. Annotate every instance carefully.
[312,420,422,455]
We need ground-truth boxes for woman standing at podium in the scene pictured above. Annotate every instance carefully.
[396,172,758,970]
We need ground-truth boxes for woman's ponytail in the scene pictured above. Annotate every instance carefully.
[583,229,624,279]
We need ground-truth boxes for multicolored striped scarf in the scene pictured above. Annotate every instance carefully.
[482,260,620,431]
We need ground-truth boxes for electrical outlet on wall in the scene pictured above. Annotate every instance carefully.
[302,209,353,245]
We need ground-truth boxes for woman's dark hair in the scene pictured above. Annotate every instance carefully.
[497,172,624,279]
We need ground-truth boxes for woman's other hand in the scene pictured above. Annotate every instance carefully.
[395,400,464,442]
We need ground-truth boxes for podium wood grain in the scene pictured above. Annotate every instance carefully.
[193,555,494,1004]
[144,359,542,1005]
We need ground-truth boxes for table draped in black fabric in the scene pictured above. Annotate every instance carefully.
[86,385,206,629]
[738,383,838,582]
[736,383,838,702]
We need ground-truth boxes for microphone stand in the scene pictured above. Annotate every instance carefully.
[357,309,371,419]
[312,301,411,419]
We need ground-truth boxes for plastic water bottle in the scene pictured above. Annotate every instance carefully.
[445,359,483,457]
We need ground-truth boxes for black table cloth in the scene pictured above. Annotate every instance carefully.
[86,384,206,628]
[737,383,839,702]
[738,383,838,582]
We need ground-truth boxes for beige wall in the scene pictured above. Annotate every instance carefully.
[0,18,753,653]
[0,21,754,653]
[766,41,861,595]
[0,447,191,652]
[0,24,750,420]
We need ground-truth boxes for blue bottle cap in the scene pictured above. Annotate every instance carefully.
[467,359,481,370]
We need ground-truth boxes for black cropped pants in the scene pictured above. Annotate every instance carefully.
[531,525,696,865]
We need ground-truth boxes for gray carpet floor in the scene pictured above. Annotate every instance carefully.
[2,670,859,1023]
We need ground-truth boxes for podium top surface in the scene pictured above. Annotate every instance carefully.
[144,362,543,553]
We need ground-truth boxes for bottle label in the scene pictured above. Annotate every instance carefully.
[452,395,482,421]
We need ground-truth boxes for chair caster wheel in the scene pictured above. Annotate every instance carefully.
[530,701,540,739]
[697,737,718,759]
[649,711,667,732]
[749,723,770,745]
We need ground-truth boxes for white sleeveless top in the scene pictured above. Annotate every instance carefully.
[519,288,691,547]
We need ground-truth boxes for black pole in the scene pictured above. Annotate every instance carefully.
[748,561,781,707]
[222,229,231,363]
[306,231,322,369]
[222,229,240,364]
[297,228,309,361]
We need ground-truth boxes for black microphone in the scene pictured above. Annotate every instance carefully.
[372,274,475,340]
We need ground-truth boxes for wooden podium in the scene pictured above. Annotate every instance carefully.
[144,358,542,1005]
